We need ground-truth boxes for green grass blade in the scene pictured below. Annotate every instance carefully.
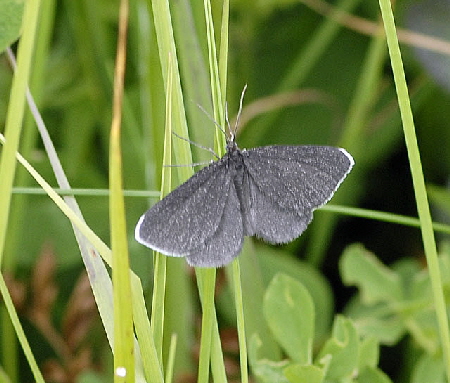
[218,0,229,113]
[217,5,248,379]
[0,0,40,267]
[0,2,42,380]
[196,268,217,383]
[232,259,249,383]
[149,0,196,378]
[0,274,45,383]
[110,1,136,381]
[194,2,229,383]
[378,0,450,380]
[171,0,215,163]
[322,205,450,234]
[150,54,173,366]
[150,0,192,168]
[165,334,177,383]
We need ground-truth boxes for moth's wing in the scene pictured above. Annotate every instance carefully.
[242,145,353,243]
[244,146,353,212]
[135,158,235,256]
[186,182,243,267]
[242,170,311,243]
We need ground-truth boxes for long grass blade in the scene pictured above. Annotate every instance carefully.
[378,0,450,381]
[109,0,135,381]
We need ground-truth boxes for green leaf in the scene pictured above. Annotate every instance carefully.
[257,245,334,339]
[411,353,445,383]
[316,316,359,380]
[358,336,379,369]
[263,273,315,364]
[408,309,440,354]
[357,366,393,383]
[0,0,24,53]
[344,300,405,345]
[248,334,290,383]
[340,244,403,303]
[392,258,429,301]
[283,364,324,383]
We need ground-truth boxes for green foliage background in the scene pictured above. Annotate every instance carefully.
[1,0,450,382]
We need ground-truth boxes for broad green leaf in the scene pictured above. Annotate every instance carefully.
[258,245,334,339]
[0,0,24,53]
[340,244,403,303]
[283,364,324,383]
[264,273,314,364]
[316,316,359,380]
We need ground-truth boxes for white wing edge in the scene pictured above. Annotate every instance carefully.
[339,147,355,169]
[315,147,355,209]
[134,213,185,257]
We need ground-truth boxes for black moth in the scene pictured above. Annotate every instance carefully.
[135,136,354,267]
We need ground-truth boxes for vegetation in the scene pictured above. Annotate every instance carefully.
[1,0,450,382]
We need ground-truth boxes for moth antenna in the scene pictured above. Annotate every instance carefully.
[233,84,247,137]
[164,161,212,168]
[196,103,226,136]
[171,131,220,159]
[225,102,233,141]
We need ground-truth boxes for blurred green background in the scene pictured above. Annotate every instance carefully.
[1,0,450,382]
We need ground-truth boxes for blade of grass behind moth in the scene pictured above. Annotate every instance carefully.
[203,0,225,137]
[150,53,173,366]
[192,2,230,383]
[149,0,197,378]
[134,0,165,189]
[195,267,222,383]
[194,2,231,383]
[217,1,249,382]
[150,0,192,169]
[171,0,215,163]
[218,0,229,136]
